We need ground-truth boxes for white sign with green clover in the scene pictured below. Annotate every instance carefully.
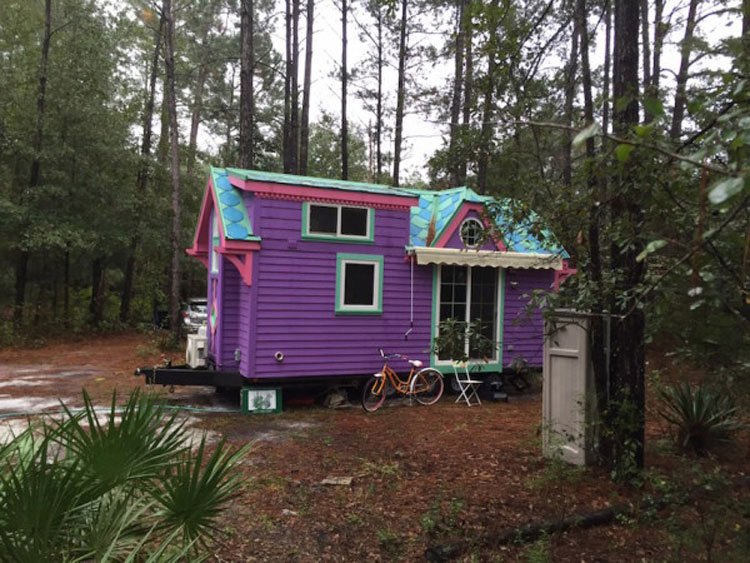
[241,388,282,414]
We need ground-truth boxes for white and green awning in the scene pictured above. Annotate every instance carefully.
[412,247,564,270]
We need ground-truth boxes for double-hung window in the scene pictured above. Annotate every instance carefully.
[303,203,373,242]
[335,253,383,315]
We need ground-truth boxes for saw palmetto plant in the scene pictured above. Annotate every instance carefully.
[0,390,249,562]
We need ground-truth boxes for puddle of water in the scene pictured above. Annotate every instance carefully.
[0,395,66,414]
[0,380,49,388]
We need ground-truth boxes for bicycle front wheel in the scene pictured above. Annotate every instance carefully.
[411,368,444,405]
[362,376,386,412]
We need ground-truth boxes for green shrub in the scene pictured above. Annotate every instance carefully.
[658,382,743,455]
[0,389,249,560]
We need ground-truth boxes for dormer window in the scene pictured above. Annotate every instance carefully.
[460,218,484,248]
[302,203,374,243]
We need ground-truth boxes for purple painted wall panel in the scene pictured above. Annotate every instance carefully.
[502,268,554,368]
[218,261,244,370]
[250,198,433,378]
[444,210,497,250]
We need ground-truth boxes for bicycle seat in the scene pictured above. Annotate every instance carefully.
[408,359,423,368]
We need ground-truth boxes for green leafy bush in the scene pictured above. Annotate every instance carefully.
[432,318,495,363]
[658,382,743,455]
[0,390,249,561]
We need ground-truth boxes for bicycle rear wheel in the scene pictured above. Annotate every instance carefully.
[411,368,444,405]
[362,376,386,412]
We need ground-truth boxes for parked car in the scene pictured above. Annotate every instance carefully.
[181,298,207,333]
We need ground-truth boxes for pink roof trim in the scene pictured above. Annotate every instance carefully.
[227,175,419,209]
[434,202,507,251]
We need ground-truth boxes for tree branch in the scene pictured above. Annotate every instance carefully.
[515,119,737,177]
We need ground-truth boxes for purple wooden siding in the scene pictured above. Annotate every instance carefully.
[249,198,433,378]
[444,210,497,250]
[218,261,244,370]
[502,267,554,368]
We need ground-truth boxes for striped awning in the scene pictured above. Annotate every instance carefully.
[412,247,564,270]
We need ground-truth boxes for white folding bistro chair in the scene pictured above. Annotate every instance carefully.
[452,362,482,406]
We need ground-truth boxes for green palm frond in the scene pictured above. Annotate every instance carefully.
[53,389,189,492]
[657,382,743,455]
[152,435,251,547]
[0,389,240,560]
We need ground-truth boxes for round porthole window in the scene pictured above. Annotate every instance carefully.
[460,218,484,248]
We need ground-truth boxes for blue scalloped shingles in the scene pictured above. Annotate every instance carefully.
[210,168,256,241]
[219,191,241,206]
[226,224,249,239]
[223,207,244,223]
[215,174,233,192]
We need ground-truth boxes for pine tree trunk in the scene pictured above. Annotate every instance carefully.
[376,8,383,182]
[459,2,473,185]
[283,0,292,172]
[187,61,207,174]
[577,0,608,453]
[670,0,699,141]
[562,13,580,188]
[652,0,664,92]
[90,257,106,327]
[341,0,349,180]
[449,0,465,187]
[157,76,170,165]
[291,0,300,173]
[602,0,611,138]
[476,0,499,194]
[14,0,52,328]
[164,0,182,340]
[300,0,314,175]
[121,13,165,323]
[63,250,70,328]
[392,0,408,187]
[639,0,651,91]
[240,0,255,169]
[608,0,645,473]
[225,64,237,160]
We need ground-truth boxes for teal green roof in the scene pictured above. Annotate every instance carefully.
[209,166,565,256]
[225,167,417,198]
[403,186,568,257]
[210,167,259,242]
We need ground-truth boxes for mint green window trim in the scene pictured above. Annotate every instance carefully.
[429,266,504,374]
[210,210,220,274]
[301,202,374,243]
[335,253,384,315]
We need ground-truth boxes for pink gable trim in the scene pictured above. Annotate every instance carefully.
[217,248,255,285]
[186,179,221,266]
[220,240,261,252]
[227,175,419,210]
[433,202,507,251]
[186,248,209,268]
[553,260,577,291]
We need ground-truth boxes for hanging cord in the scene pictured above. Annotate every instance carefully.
[405,252,414,340]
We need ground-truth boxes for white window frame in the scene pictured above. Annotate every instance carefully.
[335,254,384,315]
[304,203,373,242]
[459,217,485,248]
[434,265,501,365]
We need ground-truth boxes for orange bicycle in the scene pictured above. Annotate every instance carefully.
[361,348,444,412]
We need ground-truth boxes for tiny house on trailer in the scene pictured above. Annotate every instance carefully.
[183,167,572,387]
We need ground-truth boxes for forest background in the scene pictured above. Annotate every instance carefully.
[1,0,749,469]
